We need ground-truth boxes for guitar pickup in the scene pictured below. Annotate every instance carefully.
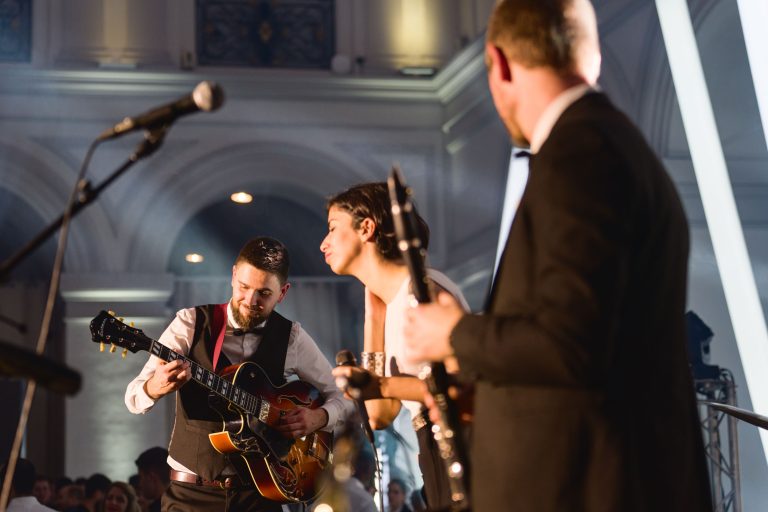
[259,401,270,423]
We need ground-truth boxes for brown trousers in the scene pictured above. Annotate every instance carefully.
[161,481,284,512]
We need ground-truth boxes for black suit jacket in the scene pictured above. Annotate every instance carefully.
[452,92,712,511]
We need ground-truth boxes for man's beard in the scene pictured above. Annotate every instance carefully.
[230,299,267,330]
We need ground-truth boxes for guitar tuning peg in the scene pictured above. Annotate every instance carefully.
[100,342,105,352]
[109,344,117,353]
[129,321,135,327]
[108,310,116,316]
[118,317,124,322]
[121,349,128,359]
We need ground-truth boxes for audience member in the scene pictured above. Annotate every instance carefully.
[133,447,169,512]
[32,476,54,508]
[386,478,412,512]
[0,458,57,511]
[103,482,141,512]
[57,484,84,511]
[126,476,148,512]
[64,473,110,512]
[410,488,427,512]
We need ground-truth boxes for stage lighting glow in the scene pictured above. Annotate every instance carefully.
[185,253,204,264]
[230,192,253,204]
[736,0,768,154]
[399,66,437,77]
[62,290,170,302]
[656,0,768,463]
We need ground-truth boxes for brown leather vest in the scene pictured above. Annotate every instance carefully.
[167,304,292,479]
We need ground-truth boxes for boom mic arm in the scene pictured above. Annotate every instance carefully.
[98,81,225,141]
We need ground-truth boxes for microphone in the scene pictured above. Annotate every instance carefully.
[98,81,225,140]
[335,349,371,399]
[335,349,375,444]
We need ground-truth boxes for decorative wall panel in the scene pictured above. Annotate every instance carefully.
[196,0,334,69]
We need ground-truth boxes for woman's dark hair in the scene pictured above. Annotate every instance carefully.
[235,237,290,284]
[327,182,429,262]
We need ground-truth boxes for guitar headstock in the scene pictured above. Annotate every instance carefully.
[90,310,152,356]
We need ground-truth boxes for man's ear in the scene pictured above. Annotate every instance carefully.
[277,282,291,303]
[358,218,376,242]
[486,42,511,83]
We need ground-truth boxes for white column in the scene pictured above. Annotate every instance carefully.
[61,273,174,480]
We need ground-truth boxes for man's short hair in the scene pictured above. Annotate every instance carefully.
[54,476,73,492]
[388,477,408,494]
[327,182,429,262]
[0,458,36,495]
[487,0,597,74]
[85,473,111,499]
[135,446,170,483]
[235,237,290,284]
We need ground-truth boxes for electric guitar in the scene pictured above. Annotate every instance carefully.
[388,168,471,511]
[89,310,331,504]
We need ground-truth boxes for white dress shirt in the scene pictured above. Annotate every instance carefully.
[125,302,352,473]
[492,84,594,281]
[7,496,57,512]
[493,149,530,277]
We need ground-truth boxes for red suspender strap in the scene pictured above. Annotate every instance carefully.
[211,303,228,371]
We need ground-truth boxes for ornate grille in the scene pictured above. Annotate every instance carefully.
[196,0,334,69]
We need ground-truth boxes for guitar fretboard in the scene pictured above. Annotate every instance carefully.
[149,341,260,415]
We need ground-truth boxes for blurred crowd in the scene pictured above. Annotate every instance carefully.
[2,447,169,512]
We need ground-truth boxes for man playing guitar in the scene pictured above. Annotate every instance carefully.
[124,237,352,512]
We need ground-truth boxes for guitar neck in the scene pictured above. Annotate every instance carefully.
[147,341,260,415]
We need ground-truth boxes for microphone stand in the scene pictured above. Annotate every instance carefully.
[0,126,169,511]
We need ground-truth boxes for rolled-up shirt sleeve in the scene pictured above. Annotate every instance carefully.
[124,308,197,414]
[287,324,353,431]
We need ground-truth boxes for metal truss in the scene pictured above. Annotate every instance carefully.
[696,369,741,512]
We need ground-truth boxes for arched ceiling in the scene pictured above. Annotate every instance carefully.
[0,188,57,282]
[167,194,332,277]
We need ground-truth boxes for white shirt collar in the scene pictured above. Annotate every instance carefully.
[227,301,240,328]
[530,84,593,154]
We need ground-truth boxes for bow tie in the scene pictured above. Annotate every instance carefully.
[514,149,531,159]
[232,326,265,337]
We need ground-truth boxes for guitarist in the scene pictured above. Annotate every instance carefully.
[125,237,352,512]
[320,183,469,512]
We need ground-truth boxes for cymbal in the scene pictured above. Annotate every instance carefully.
[0,340,81,395]
[701,401,768,430]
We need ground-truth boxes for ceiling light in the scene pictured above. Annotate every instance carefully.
[231,192,253,204]
[185,253,204,263]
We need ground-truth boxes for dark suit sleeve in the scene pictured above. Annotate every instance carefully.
[453,124,636,386]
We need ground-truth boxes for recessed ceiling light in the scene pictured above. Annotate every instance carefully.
[185,253,204,263]
[231,192,253,204]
